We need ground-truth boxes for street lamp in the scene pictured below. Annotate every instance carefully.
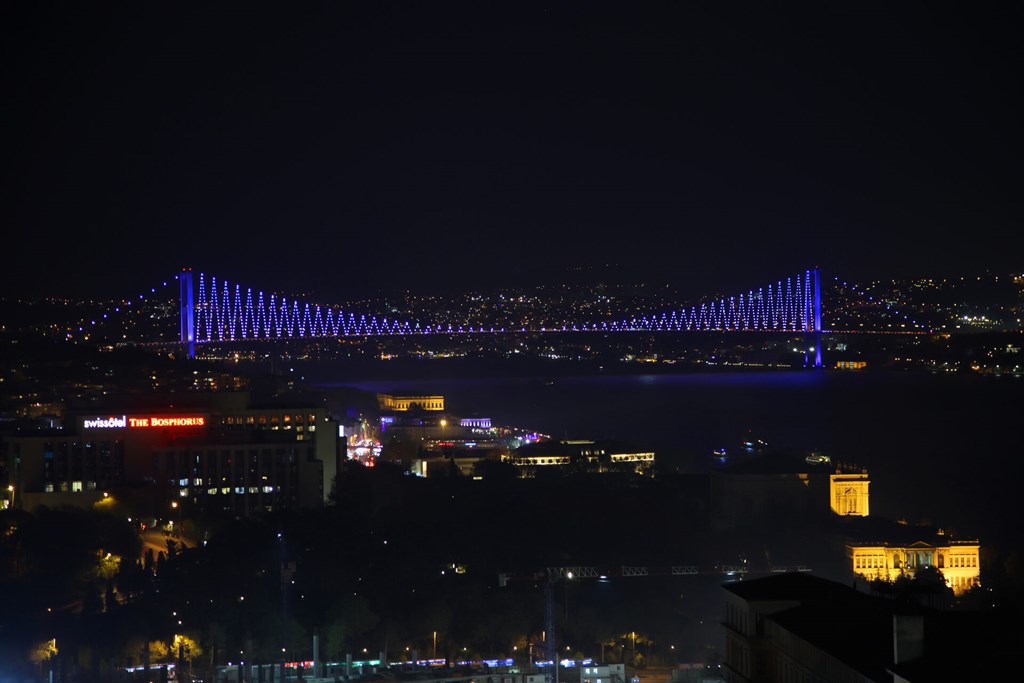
[171,501,181,538]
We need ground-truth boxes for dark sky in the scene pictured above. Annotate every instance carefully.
[3,2,1022,301]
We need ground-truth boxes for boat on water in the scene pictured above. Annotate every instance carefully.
[740,438,769,451]
[806,451,831,465]
[712,447,728,459]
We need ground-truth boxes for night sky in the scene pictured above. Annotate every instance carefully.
[4,2,1023,301]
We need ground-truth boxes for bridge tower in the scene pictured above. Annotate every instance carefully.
[179,268,195,359]
[812,266,823,368]
[798,266,823,368]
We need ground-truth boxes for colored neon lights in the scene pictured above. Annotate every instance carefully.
[83,415,206,429]
[130,416,205,428]
[83,416,127,429]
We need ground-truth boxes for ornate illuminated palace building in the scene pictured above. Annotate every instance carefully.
[829,468,981,595]
[847,538,980,595]
[713,454,981,596]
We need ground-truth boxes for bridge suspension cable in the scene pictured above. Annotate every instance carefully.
[177,268,824,361]
[593,269,819,333]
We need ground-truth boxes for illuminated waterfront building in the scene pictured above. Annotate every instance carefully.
[505,439,655,477]
[377,392,445,411]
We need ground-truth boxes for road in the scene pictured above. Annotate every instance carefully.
[141,529,195,561]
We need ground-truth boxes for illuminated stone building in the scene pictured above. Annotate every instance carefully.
[505,439,655,477]
[377,392,445,411]
[830,470,870,516]
[712,453,982,597]
[847,538,980,595]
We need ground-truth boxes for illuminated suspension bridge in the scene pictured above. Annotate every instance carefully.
[172,267,824,365]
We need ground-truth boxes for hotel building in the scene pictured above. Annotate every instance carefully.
[0,392,340,517]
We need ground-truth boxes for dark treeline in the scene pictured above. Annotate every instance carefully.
[4,461,1024,682]
[0,463,730,680]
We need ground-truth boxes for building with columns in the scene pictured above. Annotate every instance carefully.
[847,538,980,595]
[377,392,445,412]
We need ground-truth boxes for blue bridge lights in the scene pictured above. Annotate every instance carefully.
[175,268,824,366]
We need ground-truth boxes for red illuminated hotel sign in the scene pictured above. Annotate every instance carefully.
[83,415,206,429]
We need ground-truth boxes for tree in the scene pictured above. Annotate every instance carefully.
[871,566,954,608]
[147,639,171,663]
[28,638,58,665]
[97,552,121,581]
[172,633,204,667]
[323,595,378,660]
